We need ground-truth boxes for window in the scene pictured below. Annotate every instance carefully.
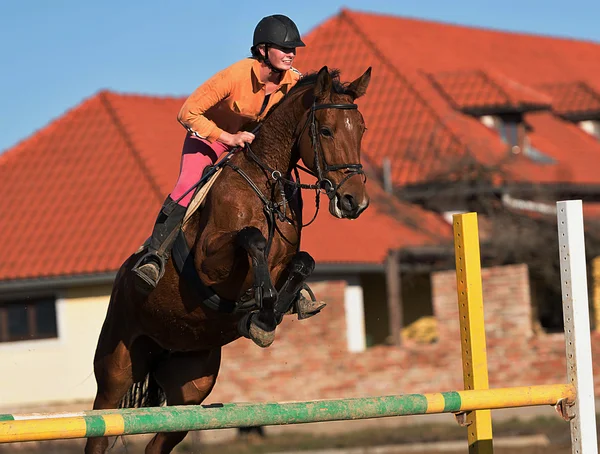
[0,297,58,343]
[361,272,435,346]
[481,114,554,163]
[529,272,563,333]
[522,143,555,164]
[494,113,526,153]
[480,113,525,151]
[498,117,520,149]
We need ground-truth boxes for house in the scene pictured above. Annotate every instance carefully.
[298,7,600,334]
[2,8,600,411]
[300,8,600,209]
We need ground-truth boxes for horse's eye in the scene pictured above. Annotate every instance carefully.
[320,127,333,138]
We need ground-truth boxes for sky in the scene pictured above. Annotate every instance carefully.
[1,0,599,154]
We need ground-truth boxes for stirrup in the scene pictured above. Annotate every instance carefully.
[132,251,167,295]
[237,311,255,339]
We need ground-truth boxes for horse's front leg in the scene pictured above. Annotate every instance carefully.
[236,226,278,348]
[273,251,322,323]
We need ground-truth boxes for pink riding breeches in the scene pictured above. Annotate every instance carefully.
[170,134,230,207]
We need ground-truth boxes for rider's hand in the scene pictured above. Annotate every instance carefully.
[219,131,255,147]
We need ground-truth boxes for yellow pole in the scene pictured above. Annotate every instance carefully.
[453,212,494,454]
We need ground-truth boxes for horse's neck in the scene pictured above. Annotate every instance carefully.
[250,92,310,173]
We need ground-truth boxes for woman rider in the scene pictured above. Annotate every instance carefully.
[132,14,305,294]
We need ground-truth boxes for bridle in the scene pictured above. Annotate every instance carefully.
[300,101,366,199]
[226,99,366,255]
[241,100,365,213]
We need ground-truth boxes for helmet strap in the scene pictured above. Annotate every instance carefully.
[264,45,284,74]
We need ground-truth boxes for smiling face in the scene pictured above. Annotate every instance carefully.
[263,45,296,71]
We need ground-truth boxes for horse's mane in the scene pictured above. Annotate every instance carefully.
[263,68,354,120]
[288,69,353,95]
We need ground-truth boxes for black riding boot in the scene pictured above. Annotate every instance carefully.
[132,196,187,295]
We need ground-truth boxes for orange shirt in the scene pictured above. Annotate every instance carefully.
[177,58,301,143]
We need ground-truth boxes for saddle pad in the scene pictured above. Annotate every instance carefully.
[183,167,223,225]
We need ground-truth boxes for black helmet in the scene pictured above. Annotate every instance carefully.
[253,14,305,49]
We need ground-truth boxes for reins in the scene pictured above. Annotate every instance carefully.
[176,90,366,257]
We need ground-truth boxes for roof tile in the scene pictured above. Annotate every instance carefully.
[429,69,552,113]
[298,9,600,187]
[539,81,600,118]
[5,7,600,280]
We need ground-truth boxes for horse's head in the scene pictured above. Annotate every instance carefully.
[297,66,371,219]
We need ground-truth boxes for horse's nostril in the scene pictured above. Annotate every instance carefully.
[340,194,357,212]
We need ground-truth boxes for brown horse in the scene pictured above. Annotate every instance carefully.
[85,66,371,454]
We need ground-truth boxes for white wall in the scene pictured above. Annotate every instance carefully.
[0,276,370,409]
[344,277,366,353]
[0,286,110,409]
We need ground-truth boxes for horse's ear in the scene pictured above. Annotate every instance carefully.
[314,66,332,99]
[347,67,372,99]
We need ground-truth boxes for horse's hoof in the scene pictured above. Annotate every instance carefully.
[248,322,275,348]
[297,300,327,320]
[286,290,327,320]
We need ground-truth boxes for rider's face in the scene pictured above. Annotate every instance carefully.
[266,45,296,71]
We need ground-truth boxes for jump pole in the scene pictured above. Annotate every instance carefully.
[453,212,493,454]
[453,201,598,454]
[556,200,598,453]
[0,385,576,443]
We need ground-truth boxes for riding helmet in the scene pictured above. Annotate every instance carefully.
[253,14,305,48]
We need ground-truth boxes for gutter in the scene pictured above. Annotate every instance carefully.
[314,263,385,273]
[0,272,117,295]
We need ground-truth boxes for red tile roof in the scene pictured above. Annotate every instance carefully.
[0,93,175,281]
[0,92,450,281]
[6,7,600,281]
[302,175,451,264]
[297,8,600,187]
[539,81,600,118]
[428,70,552,113]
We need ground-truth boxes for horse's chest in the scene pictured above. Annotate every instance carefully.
[146,308,241,350]
[138,285,242,351]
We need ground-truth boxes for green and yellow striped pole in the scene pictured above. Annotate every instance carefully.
[0,384,574,443]
[453,213,493,454]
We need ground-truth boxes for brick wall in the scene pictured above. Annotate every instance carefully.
[207,265,600,405]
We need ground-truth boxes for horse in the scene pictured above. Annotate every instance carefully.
[84,65,372,454]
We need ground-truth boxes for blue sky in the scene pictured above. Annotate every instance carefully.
[1,0,599,154]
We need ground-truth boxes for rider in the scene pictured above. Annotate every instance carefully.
[132,14,305,294]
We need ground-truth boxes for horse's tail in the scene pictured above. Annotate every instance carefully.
[119,372,166,409]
